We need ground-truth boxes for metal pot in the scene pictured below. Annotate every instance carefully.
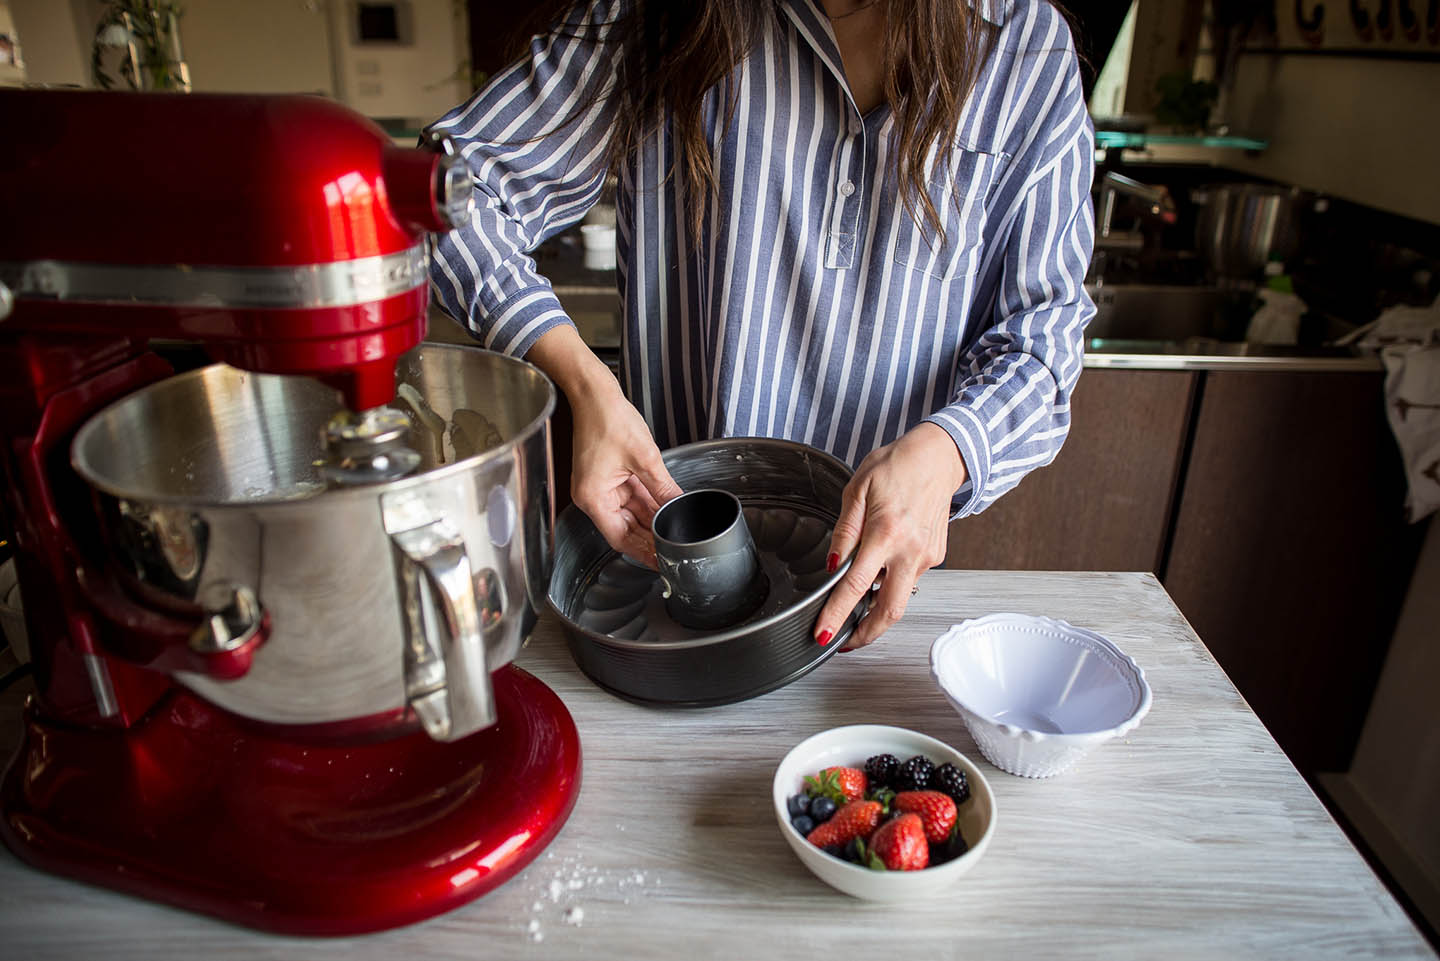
[1193,182,1306,282]
[70,344,555,742]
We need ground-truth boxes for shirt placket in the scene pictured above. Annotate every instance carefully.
[779,0,870,270]
[825,109,866,269]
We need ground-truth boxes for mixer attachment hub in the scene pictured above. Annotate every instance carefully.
[319,407,423,485]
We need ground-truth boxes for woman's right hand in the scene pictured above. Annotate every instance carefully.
[526,324,682,567]
[568,376,683,567]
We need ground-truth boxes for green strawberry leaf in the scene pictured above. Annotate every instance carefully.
[803,770,847,807]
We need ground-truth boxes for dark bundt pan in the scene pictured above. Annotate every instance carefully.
[547,437,867,707]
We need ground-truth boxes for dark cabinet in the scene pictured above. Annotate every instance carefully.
[944,368,1197,572]
[1163,371,1426,774]
[944,364,1426,778]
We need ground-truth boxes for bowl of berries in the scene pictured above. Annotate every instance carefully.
[773,725,995,901]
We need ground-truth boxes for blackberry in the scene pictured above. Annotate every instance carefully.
[933,762,971,805]
[929,829,969,866]
[894,754,934,791]
[864,753,900,788]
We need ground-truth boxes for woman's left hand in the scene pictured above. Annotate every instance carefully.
[814,423,968,650]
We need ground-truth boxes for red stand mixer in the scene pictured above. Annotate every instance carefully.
[0,89,581,934]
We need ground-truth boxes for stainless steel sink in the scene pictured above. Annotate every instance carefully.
[1083,284,1252,342]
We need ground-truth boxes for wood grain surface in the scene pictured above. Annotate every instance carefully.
[0,571,1432,960]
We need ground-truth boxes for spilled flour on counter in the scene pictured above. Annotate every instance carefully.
[518,850,659,947]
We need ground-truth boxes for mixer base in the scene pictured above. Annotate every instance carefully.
[0,664,581,935]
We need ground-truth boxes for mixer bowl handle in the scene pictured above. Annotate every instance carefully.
[385,494,495,742]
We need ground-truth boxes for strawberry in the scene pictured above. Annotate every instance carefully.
[867,812,929,871]
[892,790,958,843]
[804,766,868,806]
[805,799,881,848]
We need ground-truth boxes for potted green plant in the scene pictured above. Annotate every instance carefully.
[92,0,190,92]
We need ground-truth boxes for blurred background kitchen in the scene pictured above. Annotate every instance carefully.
[1,0,1438,942]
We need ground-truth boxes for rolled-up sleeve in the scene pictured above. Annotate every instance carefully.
[427,1,620,357]
[924,33,1095,517]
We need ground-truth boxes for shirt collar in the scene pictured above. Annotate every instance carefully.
[974,0,1009,27]
[778,0,1007,104]
[783,0,1008,29]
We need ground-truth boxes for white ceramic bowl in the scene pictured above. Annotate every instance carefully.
[930,613,1152,778]
[772,724,995,900]
[580,223,617,270]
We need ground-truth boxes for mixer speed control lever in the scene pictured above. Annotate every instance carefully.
[191,583,265,654]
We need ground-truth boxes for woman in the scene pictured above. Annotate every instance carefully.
[428,0,1095,649]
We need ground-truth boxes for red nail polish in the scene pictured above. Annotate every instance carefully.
[826,552,839,573]
[817,629,834,646]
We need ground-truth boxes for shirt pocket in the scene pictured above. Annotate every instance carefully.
[893,146,1006,281]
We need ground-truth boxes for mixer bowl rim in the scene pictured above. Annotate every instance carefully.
[548,436,859,651]
[69,343,556,507]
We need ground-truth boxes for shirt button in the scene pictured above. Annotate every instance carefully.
[838,180,855,197]
[849,118,862,135]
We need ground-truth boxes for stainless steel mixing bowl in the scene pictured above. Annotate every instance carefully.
[70,344,554,742]
[548,438,866,707]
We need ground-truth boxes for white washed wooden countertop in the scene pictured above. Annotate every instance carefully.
[0,570,1432,959]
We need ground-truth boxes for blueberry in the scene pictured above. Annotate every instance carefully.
[822,843,845,859]
[786,794,810,818]
[841,837,866,863]
[808,796,837,823]
[791,815,815,835]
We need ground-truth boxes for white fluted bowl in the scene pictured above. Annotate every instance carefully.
[930,614,1152,778]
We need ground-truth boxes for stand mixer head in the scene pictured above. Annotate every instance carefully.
[0,88,471,410]
[0,89,581,934]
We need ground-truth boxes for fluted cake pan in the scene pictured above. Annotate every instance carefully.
[547,438,866,707]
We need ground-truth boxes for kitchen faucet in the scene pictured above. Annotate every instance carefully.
[1090,171,1180,287]
[1097,171,1177,243]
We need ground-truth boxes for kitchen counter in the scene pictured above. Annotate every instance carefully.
[514,233,1385,374]
[1083,338,1382,372]
[0,571,1432,959]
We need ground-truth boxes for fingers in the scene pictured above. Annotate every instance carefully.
[814,535,884,648]
[566,407,675,567]
[633,448,684,506]
[588,504,658,569]
[621,475,663,529]
[843,566,919,650]
[825,477,868,578]
[813,476,870,646]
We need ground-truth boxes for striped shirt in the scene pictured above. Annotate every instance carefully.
[429,0,1095,515]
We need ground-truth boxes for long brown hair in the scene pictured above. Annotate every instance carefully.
[511,1,995,239]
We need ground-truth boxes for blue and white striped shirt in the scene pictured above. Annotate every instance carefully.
[429,0,1095,515]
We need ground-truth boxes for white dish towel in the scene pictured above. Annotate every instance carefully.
[1346,297,1440,522]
